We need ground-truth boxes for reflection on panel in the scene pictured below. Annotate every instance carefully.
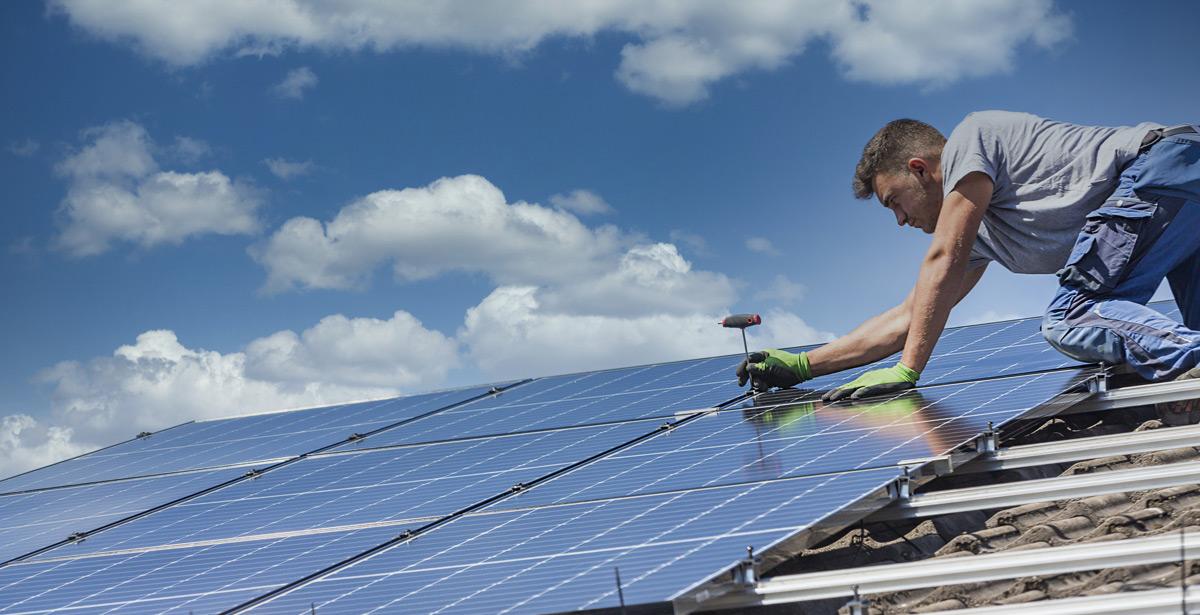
[500,369,1087,508]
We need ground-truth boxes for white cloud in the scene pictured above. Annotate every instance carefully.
[0,414,87,480]
[538,243,735,317]
[53,121,261,257]
[273,66,318,99]
[48,0,1072,106]
[745,236,780,256]
[460,286,833,380]
[830,0,1071,87]
[251,171,830,380]
[19,307,456,475]
[7,138,40,157]
[250,174,624,293]
[548,189,613,216]
[264,157,315,180]
[244,311,459,388]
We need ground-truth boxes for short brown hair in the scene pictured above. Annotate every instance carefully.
[853,119,946,199]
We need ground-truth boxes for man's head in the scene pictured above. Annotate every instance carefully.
[853,119,946,234]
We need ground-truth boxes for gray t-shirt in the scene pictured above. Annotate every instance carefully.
[940,111,1160,274]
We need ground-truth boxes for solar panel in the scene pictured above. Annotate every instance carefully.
[2,297,1167,614]
[0,524,400,614]
[0,384,499,493]
[334,357,747,450]
[497,369,1090,509]
[0,467,244,563]
[232,369,1090,613]
[29,420,662,560]
[234,469,902,614]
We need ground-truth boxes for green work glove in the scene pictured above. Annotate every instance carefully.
[737,349,812,392]
[822,362,920,402]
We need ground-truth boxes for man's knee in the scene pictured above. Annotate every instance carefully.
[1042,314,1126,365]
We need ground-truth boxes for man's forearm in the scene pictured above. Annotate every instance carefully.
[901,252,963,372]
[807,302,909,376]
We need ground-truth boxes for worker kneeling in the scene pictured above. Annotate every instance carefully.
[738,112,1200,422]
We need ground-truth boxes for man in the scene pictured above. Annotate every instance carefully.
[738,111,1200,421]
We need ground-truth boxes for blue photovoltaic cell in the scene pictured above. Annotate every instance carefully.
[2,300,1179,614]
[29,420,659,560]
[0,467,243,563]
[334,357,747,449]
[247,468,901,614]
[0,385,496,493]
[0,525,398,615]
[502,369,1088,509]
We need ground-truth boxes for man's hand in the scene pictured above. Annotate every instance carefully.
[821,362,919,402]
[737,349,812,391]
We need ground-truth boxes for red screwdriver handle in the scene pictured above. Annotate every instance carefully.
[721,314,761,329]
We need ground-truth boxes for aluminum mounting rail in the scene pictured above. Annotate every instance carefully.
[1061,377,1200,415]
[682,531,1200,612]
[929,586,1199,614]
[960,423,1200,473]
[868,460,1200,522]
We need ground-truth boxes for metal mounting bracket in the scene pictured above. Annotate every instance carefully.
[731,546,761,586]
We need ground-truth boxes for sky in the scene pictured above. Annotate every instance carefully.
[2,0,1199,478]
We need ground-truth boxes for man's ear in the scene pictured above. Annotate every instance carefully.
[907,157,929,179]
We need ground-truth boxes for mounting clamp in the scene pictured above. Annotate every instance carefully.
[731,546,761,586]
[976,422,999,454]
[844,586,870,615]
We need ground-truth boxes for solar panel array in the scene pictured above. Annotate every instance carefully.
[3,302,1172,614]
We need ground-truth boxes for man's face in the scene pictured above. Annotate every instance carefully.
[872,163,942,234]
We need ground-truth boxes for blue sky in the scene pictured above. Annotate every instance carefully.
[2,0,1198,476]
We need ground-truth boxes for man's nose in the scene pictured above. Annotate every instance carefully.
[893,208,905,226]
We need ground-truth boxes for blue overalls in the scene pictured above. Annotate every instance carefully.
[1042,126,1200,381]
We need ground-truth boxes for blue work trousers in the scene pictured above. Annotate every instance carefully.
[1042,128,1200,381]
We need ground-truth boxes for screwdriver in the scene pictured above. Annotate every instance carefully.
[720,313,761,363]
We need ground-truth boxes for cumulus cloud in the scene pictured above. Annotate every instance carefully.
[244,311,459,388]
[48,0,1071,105]
[460,287,833,380]
[53,121,261,257]
[745,236,780,256]
[273,66,318,99]
[548,189,613,216]
[831,0,1071,87]
[0,414,87,479]
[264,157,315,180]
[16,307,455,475]
[538,243,735,317]
[251,172,831,379]
[250,174,624,293]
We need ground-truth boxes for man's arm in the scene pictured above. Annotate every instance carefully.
[807,259,986,377]
[900,171,993,372]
